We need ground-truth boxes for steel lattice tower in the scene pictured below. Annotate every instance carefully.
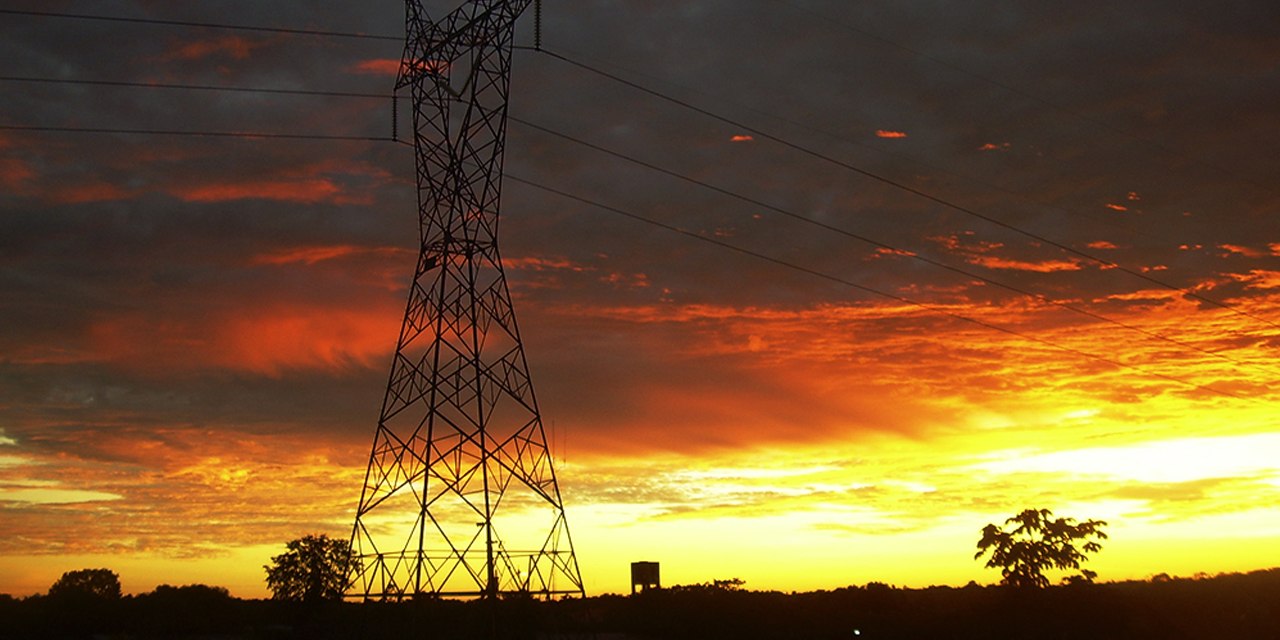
[349,0,584,600]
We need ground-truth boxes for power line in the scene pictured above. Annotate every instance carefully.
[6,126,1263,399]
[7,72,1272,380]
[2,4,1218,248]
[0,8,402,41]
[10,102,1270,379]
[0,75,395,100]
[511,115,1280,381]
[506,172,1254,402]
[5,10,1273,390]
[537,44,1172,248]
[5,71,1233,371]
[536,48,1280,334]
[0,124,394,142]
[763,0,1273,196]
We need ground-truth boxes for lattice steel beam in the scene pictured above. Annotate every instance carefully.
[349,0,584,600]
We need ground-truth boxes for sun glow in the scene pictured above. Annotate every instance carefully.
[968,433,1280,484]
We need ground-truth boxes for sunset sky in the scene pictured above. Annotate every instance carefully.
[2,0,1279,598]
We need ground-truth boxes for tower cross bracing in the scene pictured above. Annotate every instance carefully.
[349,0,584,600]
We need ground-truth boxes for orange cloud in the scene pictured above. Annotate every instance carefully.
[1105,203,1128,211]
[88,302,401,376]
[731,135,754,142]
[0,157,36,190]
[930,235,1082,272]
[1229,270,1280,290]
[210,308,397,374]
[46,181,135,204]
[29,175,367,206]
[0,429,364,560]
[599,272,650,289]
[1219,244,1269,258]
[162,35,266,61]
[168,179,345,204]
[252,244,410,267]
[876,130,907,138]
[1087,241,1119,250]
[347,59,402,76]
[978,142,1010,151]
[6,282,1280,595]
[530,284,1280,464]
[12,144,392,206]
[872,247,917,258]
[504,256,591,272]
[160,158,392,205]
[965,256,1083,272]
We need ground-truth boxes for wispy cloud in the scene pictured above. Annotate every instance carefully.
[159,35,269,61]
[346,59,401,75]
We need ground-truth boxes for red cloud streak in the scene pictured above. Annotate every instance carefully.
[161,35,266,61]
[347,59,402,75]
[168,179,346,204]
[88,303,401,375]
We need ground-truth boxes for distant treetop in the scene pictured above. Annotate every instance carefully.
[48,568,123,600]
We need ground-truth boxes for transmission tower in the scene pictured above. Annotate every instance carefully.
[349,0,584,600]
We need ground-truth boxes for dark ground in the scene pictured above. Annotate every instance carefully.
[3,568,1278,640]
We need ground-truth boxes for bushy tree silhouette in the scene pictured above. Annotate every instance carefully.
[264,534,357,601]
[975,508,1107,588]
[47,568,122,599]
[133,583,238,636]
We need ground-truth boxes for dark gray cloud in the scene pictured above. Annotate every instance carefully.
[4,0,1278,410]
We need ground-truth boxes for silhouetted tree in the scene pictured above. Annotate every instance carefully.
[47,568,122,599]
[975,508,1107,588]
[133,583,238,636]
[264,533,357,601]
[667,578,746,593]
[147,583,231,599]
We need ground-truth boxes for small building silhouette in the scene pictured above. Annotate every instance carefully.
[630,561,660,594]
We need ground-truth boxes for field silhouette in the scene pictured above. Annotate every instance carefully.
[3,568,1278,639]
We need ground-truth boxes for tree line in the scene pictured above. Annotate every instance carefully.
[4,568,1279,639]
[5,510,1276,638]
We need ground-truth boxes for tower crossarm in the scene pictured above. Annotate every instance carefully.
[350,0,583,602]
[396,0,534,90]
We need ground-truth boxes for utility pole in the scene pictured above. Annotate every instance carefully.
[349,0,584,600]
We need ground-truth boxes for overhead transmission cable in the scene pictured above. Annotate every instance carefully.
[0,75,398,141]
[506,172,1253,402]
[0,124,396,142]
[6,64,1267,378]
[0,75,394,100]
[763,0,1274,195]
[11,7,1266,269]
[7,4,1197,248]
[510,115,1280,380]
[535,48,1280,333]
[540,45,1168,247]
[4,11,1273,393]
[0,8,402,41]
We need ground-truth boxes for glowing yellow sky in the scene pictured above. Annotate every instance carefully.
[3,285,1277,597]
